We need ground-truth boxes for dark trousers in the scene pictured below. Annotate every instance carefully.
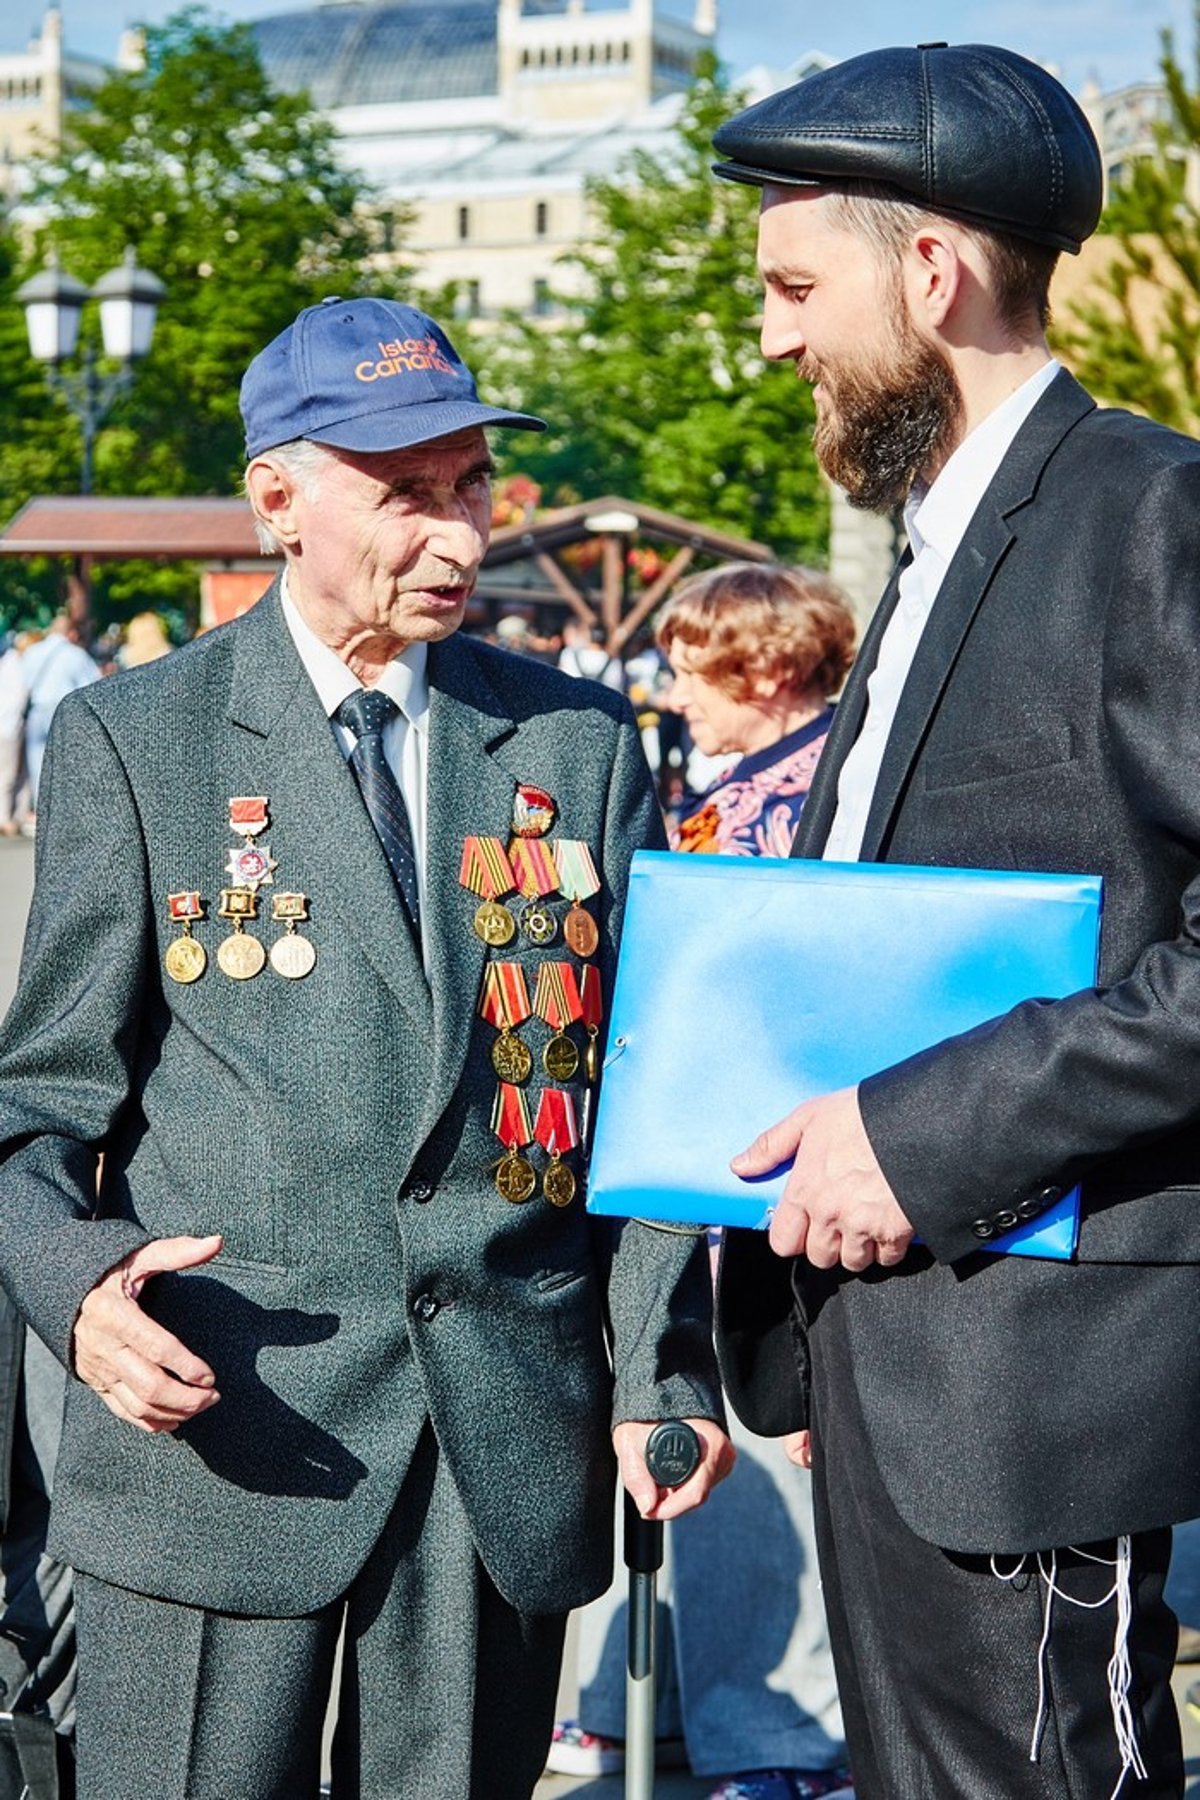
[73,1422,566,1800]
[809,1300,1184,1799]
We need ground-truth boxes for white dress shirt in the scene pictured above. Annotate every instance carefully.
[824,360,1061,863]
[281,578,431,945]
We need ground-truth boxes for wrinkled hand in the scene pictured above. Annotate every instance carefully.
[733,1085,914,1273]
[73,1235,224,1433]
[613,1418,735,1523]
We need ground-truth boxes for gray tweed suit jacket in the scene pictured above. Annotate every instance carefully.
[0,584,721,1618]
[718,369,1200,1556]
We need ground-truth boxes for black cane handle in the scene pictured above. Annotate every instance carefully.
[624,1419,702,1573]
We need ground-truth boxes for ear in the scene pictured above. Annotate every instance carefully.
[245,457,304,548]
[905,226,964,330]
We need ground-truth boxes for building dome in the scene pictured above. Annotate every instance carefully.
[251,0,562,110]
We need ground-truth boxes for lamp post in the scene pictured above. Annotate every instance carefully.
[17,247,166,496]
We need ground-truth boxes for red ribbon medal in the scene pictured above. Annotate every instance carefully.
[479,963,533,1084]
[533,962,583,1080]
[579,964,604,1083]
[460,836,518,945]
[534,1088,580,1208]
[490,1082,536,1203]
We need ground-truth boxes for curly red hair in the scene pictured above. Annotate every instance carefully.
[655,562,856,703]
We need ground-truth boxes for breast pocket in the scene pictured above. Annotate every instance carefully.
[921,724,1076,793]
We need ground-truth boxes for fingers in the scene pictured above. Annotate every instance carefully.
[73,1245,222,1434]
[783,1429,811,1469]
[654,1421,736,1521]
[612,1422,659,1516]
[731,1103,810,1179]
[121,1233,224,1300]
[768,1192,811,1258]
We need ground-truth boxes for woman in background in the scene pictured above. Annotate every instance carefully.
[549,563,857,1800]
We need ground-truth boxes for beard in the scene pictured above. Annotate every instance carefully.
[805,300,963,515]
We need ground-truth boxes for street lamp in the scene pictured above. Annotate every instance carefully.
[17,247,166,495]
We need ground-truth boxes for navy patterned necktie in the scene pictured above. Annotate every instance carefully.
[335,688,422,938]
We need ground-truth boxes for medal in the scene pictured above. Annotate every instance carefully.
[534,1088,580,1208]
[480,962,534,1084]
[225,796,277,890]
[511,784,556,838]
[269,892,316,980]
[509,838,560,944]
[555,841,601,958]
[533,962,583,1080]
[491,1082,537,1203]
[217,887,265,980]
[579,965,604,1084]
[164,891,206,985]
[460,837,518,945]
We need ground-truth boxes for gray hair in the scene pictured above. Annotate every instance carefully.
[244,439,337,555]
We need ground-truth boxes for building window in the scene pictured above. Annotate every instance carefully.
[533,278,552,317]
[458,205,470,241]
[378,208,396,253]
[454,280,482,321]
[535,200,548,237]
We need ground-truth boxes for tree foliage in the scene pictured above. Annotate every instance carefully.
[0,8,411,630]
[1055,29,1200,432]
[473,54,828,566]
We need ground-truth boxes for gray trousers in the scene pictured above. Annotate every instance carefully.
[74,1421,565,1800]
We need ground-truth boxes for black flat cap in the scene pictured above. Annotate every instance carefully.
[713,43,1103,254]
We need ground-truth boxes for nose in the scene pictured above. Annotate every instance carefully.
[426,498,487,570]
[760,288,804,365]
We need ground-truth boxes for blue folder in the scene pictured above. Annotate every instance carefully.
[587,853,1102,1257]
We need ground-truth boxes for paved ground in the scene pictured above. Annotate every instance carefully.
[2,833,1199,1795]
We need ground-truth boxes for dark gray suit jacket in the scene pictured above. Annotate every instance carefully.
[0,586,721,1617]
[718,369,1200,1554]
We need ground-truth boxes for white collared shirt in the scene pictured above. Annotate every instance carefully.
[281,576,430,934]
[823,360,1061,863]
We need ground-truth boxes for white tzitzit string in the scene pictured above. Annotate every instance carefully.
[989,1535,1146,1798]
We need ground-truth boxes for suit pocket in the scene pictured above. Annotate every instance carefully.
[921,724,1075,793]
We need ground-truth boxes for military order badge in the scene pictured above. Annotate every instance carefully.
[164,891,206,985]
[511,784,556,839]
[225,796,277,889]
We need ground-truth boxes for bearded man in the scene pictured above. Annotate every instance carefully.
[713,43,1200,1798]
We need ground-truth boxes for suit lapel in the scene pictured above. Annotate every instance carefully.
[227,584,433,1030]
[839,371,1096,864]
[422,636,526,1116]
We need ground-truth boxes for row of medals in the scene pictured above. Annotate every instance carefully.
[163,799,316,986]
[476,879,599,1212]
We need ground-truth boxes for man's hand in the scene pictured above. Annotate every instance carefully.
[783,1429,812,1470]
[613,1419,735,1522]
[73,1235,224,1433]
[733,1085,914,1272]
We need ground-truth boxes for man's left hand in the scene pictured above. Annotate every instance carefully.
[732,1085,914,1272]
[613,1418,735,1522]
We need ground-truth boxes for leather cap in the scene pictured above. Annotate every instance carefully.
[712,43,1103,254]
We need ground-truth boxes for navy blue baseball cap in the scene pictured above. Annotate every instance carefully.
[240,296,546,459]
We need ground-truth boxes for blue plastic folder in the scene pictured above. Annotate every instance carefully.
[587,853,1102,1257]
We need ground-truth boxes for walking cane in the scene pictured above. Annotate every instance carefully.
[624,1418,701,1800]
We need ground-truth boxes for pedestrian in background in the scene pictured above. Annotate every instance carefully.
[19,617,99,822]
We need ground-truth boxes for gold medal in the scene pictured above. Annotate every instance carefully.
[218,931,266,980]
[495,1151,537,1204]
[474,899,516,947]
[165,934,207,985]
[585,1028,601,1084]
[564,905,599,958]
[543,1033,580,1081]
[522,901,557,945]
[491,1029,533,1084]
[543,1157,577,1208]
[218,887,264,980]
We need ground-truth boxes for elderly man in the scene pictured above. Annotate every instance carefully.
[714,44,1200,1799]
[0,296,731,1800]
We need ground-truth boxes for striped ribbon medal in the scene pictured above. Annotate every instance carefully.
[509,837,561,945]
[533,961,583,1081]
[460,836,518,946]
[479,962,534,1084]
[554,840,601,958]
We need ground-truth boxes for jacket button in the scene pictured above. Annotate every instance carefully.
[993,1210,1018,1231]
[406,1180,434,1204]
[1036,1185,1063,1204]
[412,1293,440,1322]
[1015,1198,1043,1220]
[971,1219,996,1239]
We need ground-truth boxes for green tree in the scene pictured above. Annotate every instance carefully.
[1055,26,1200,431]
[2,8,413,630]
[474,54,827,565]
